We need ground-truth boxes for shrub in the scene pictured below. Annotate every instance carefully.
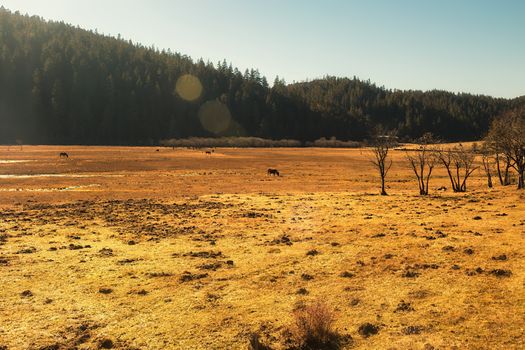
[292,301,342,349]
[306,137,362,148]
[247,333,272,350]
[357,322,379,337]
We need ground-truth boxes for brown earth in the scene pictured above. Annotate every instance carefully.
[0,145,524,349]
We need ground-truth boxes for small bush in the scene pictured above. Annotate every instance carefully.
[247,333,272,350]
[292,301,342,349]
[306,249,320,256]
[98,338,114,349]
[357,322,379,337]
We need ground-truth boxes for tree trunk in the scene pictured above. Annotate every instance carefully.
[504,163,511,186]
[419,175,427,195]
[483,159,493,188]
[518,166,524,190]
[442,162,457,192]
[496,153,504,185]
[381,176,387,195]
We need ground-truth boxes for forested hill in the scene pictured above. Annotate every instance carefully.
[0,8,522,145]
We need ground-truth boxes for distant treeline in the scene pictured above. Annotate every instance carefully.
[160,136,362,148]
[0,8,523,146]
[161,137,302,148]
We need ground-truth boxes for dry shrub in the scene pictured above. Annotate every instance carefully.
[307,137,362,148]
[292,301,342,349]
[247,333,272,350]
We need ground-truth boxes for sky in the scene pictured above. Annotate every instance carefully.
[1,0,524,98]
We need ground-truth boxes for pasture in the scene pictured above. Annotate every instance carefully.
[0,146,524,349]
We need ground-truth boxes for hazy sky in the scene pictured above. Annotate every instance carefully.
[1,0,524,98]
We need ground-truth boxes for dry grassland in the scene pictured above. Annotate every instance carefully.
[0,146,524,349]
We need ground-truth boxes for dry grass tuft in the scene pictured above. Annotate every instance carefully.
[291,301,346,349]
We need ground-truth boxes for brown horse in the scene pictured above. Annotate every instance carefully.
[59,152,69,159]
[267,168,279,176]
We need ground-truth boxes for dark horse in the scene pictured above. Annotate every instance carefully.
[59,152,69,158]
[267,168,279,176]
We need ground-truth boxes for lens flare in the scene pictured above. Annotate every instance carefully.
[198,100,232,134]
[175,74,203,102]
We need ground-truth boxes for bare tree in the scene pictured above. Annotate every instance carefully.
[439,144,477,192]
[486,131,512,186]
[369,130,396,196]
[406,133,438,195]
[487,107,525,189]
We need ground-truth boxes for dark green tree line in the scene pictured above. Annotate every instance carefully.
[0,8,522,145]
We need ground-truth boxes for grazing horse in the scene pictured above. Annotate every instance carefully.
[59,152,69,159]
[205,151,212,156]
[267,168,279,176]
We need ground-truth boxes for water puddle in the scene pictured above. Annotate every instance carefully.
[0,184,101,192]
[0,160,36,164]
[0,173,123,179]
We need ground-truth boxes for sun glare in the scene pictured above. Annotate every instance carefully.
[175,74,203,102]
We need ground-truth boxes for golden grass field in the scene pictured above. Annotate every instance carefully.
[0,145,524,350]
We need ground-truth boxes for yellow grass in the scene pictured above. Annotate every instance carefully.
[0,146,524,349]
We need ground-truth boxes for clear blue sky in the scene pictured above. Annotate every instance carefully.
[1,0,524,98]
